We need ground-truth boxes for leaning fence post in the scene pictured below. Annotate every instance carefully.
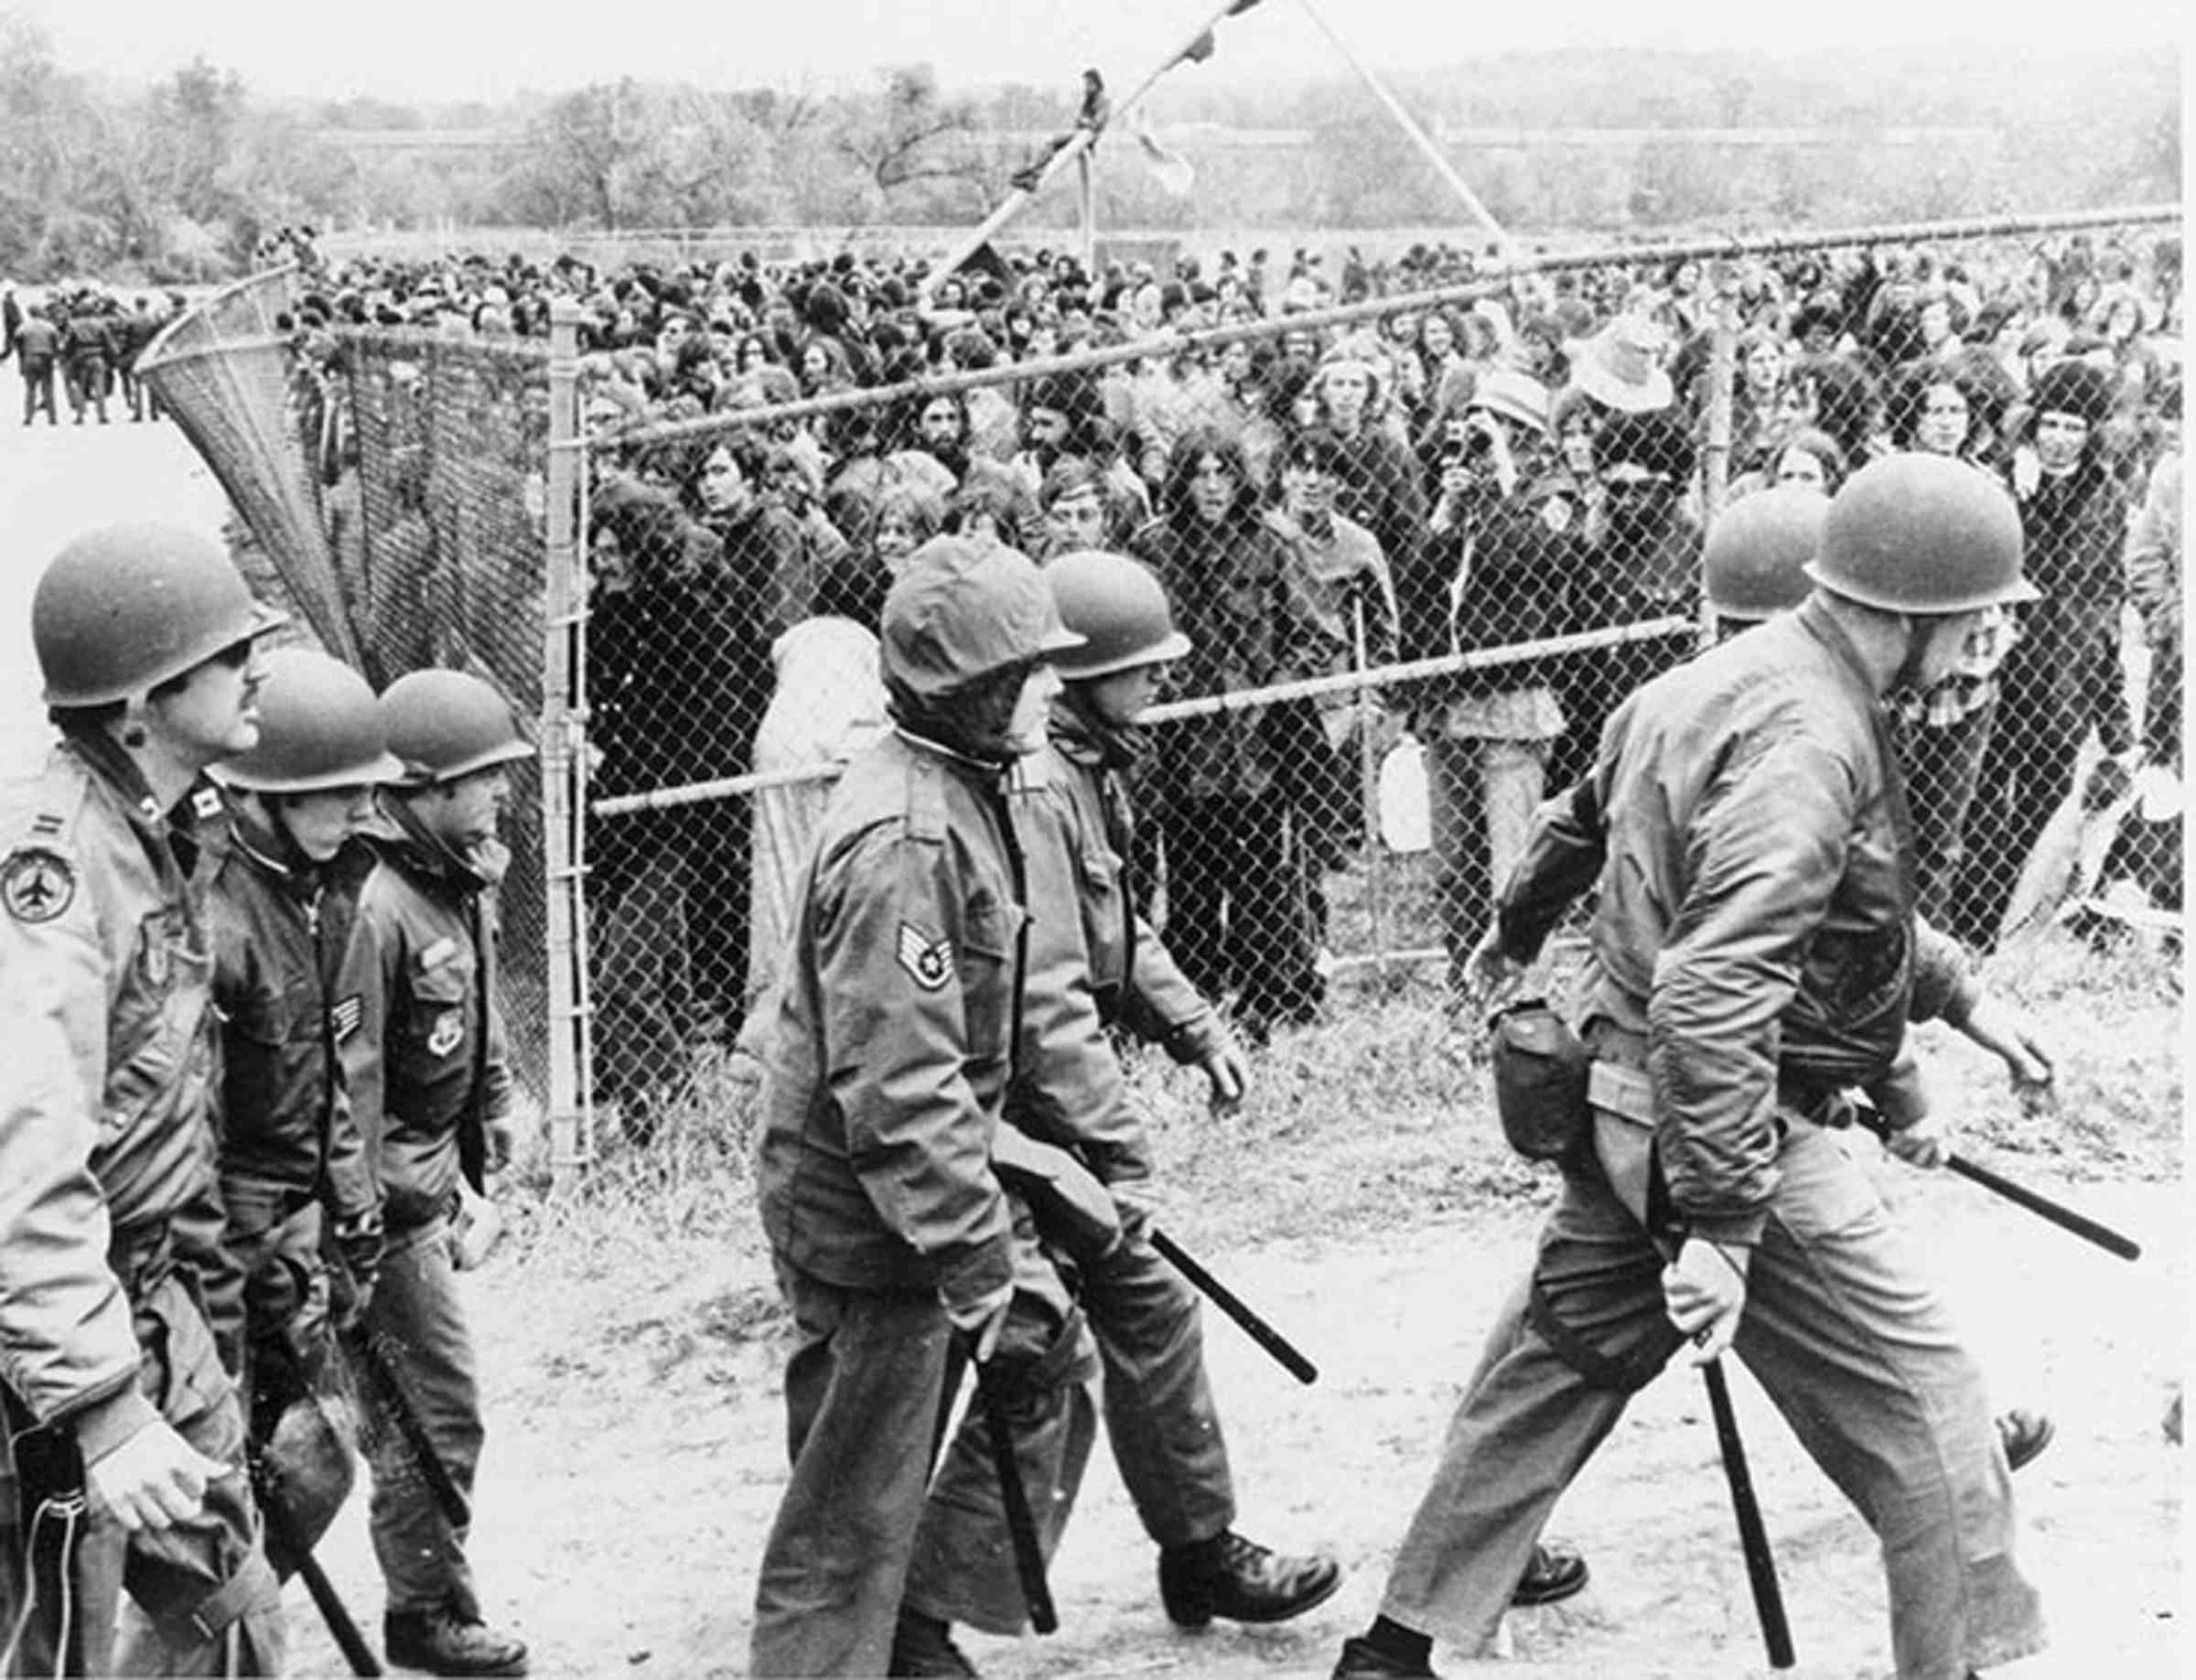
[543,299,595,1176]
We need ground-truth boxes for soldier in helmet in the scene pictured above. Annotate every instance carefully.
[0,522,289,1674]
[1332,455,2059,1680]
[342,669,533,1677]
[1701,482,1829,637]
[892,549,1365,1676]
[205,648,405,1578]
[748,536,1083,1677]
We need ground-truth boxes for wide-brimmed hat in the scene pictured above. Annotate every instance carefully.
[1563,316,1674,414]
[1466,367,1553,437]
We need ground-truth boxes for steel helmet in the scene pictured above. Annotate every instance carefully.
[1703,488,1827,622]
[1042,550,1192,680]
[33,523,287,706]
[881,535,1083,700]
[378,669,534,786]
[1803,452,2036,615]
[215,648,405,793]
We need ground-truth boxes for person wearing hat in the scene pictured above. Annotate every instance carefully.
[1413,365,1579,957]
[1545,408,1701,793]
[1959,360,2138,949]
[204,648,404,1589]
[1557,314,1674,422]
[1331,454,2056,1680]
[0,523,290,1673]
[343,669,535,1676]
[748,537,1084,1677]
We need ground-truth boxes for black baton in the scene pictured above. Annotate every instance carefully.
[1853,1110,2141,1261]
[256,1475,382,1678]
[340,1326,472,1534]
[1148,1228,1319,1385]
[972,1357,1058,1635]
[1702,1359,1795,1670]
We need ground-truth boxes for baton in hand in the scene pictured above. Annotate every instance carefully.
[1148,1228,1319,1385]
[254,1463,382,1677]
[971,1355,1058,1635]
[339,1323,473,1534]
[1701,1358,1795,1670]
[1853,1109,2141,1261]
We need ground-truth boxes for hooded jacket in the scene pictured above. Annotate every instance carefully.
[341,802,514,1233]
[752,730,1020,1312]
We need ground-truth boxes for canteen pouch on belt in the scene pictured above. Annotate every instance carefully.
[1487,997,1592,1162]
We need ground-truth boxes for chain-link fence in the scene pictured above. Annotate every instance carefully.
[140,272,564,1098]
[137,206,2186,1168]
[572,205,2182,1157]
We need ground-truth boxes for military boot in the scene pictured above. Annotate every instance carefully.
[1158,1530,1344,1627]
[1512,1540,1589,1606]
[888,1609,979,1677]
[383,1606,529,1677]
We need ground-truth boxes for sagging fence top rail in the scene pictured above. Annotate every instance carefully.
[598,202,2180,454]
[587,618,1697,816]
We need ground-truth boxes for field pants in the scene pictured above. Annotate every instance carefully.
[1376,1122,2046,1680]
[361,1214,486,1620]
[0,1272,285,1675]
[1425,730,1552,972]
[1082,1226,1235,1550]
[903,1205,1102,1636]
[750,1265,953,1677]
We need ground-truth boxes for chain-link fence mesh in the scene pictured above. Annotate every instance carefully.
[139,209,2184,1158]
[575,208,2181,1147]
[142,272,561,1094]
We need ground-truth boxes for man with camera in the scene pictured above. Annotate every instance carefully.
[1411,371,1580,998]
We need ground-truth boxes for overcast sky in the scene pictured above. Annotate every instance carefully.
[18,0,2186,105]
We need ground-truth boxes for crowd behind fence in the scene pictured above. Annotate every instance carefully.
[139,205,2185,1168]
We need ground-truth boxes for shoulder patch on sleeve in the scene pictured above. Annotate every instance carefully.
[897,921,953,991]
[1,846,75,923]
[330,994,363,1042]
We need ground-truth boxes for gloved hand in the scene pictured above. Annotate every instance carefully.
[946,1282,1014,1364]
[993,1127,1122,1263]
[1883,1109,1952,1171]
[1663,1236,1749,1365]
[1108,1177,1166,1242]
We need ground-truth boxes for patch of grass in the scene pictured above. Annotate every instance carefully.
[501,924,2179,1341]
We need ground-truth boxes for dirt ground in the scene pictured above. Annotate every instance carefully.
[272,1155,2184,1680]
[5,409,2183,1680]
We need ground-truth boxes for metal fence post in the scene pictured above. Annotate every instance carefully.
[1699,259,1740,648]
[1353,598,1388,978]
[543,299,595,1174]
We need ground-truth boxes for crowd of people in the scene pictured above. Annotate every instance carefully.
[0,211,2180,1680]
[280,223,2177,1121]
